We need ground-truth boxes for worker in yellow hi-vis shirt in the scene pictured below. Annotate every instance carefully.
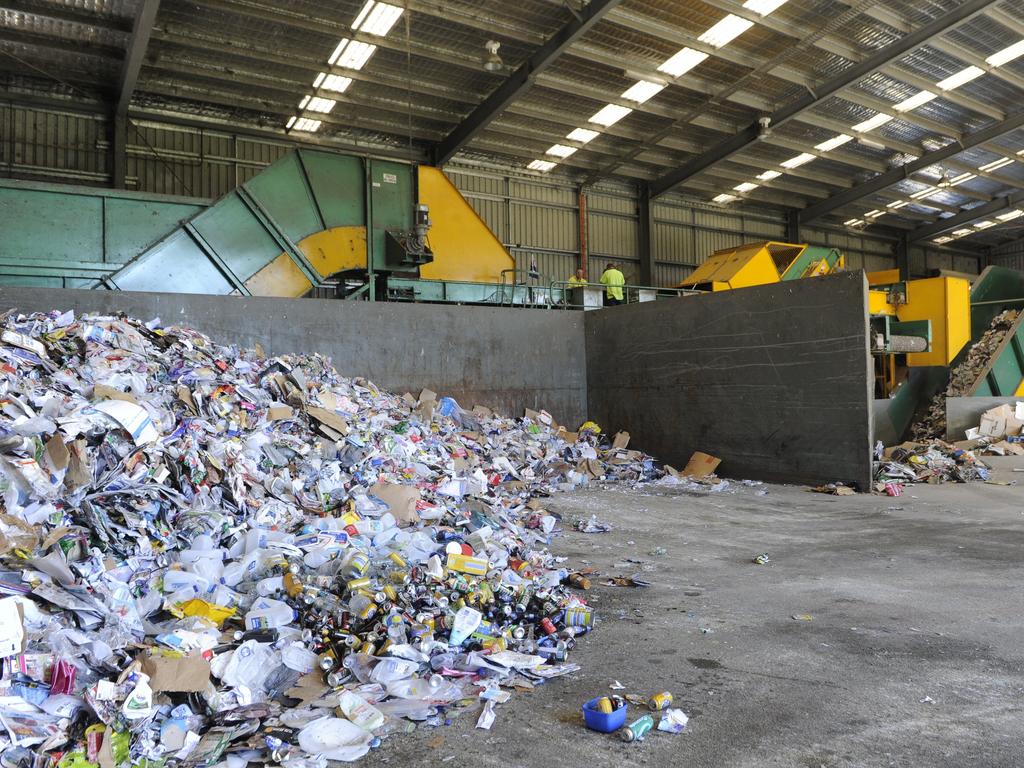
[599,263,625,306]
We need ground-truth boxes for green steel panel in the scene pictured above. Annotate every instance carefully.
[245,153,323,244]
[0,186,103,262]
[370,159,415,271]
[301,151,366,229]
[104,198,203,264]
[113,230,233,294]
[190,193,282,283]
[780,246,842,281]
[968,266,1024,344]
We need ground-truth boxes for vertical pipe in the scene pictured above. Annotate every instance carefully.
[577,184,589,278]
[365,157,375,302]
[112,114,127,189]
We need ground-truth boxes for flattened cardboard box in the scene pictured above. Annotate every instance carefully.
[138,650,211,692]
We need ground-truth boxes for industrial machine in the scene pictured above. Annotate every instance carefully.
[98,149,521,304]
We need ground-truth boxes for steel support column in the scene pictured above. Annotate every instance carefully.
[638,183,654,286]
[111,0,160,187]
[786,210,801,243]
[895,234,910,280]
[647,0,997,199]
[431,0,624,167]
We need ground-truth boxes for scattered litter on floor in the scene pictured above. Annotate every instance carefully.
[809,483,856,496]
[791,614,813,622]
[573,515,613,533]
[620,713,655,742]
[657,708,688,734]
[752,553,770,565]
[0,309,666,766]
[876,441,989,484]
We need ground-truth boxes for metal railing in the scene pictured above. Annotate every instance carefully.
[548,279,699,309]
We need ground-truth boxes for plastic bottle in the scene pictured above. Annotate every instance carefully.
[162,570,210,594]
[369,657,419,684]
[255,575,285,596]
[385,677,433,699]
[342,653,377,683]
[338,690,385,730]
[180,534,226,581]
[121,674,153,720]
[244,597,297,631]
[448,606,482,646]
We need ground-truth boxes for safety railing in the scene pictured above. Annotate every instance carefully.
[548,280,700,309]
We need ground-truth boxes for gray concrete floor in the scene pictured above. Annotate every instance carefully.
[364,481,1024,767]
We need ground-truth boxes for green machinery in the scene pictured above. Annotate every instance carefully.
[98,150,516,302]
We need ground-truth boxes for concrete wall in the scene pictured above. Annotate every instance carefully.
[585,272,874,487]
[0,288,588,427]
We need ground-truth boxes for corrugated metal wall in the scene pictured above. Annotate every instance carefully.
[2,101,988,286]
[989,239,1024,271]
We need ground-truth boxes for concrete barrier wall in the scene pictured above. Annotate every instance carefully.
[0,288,588,427]
[585,272,874,487]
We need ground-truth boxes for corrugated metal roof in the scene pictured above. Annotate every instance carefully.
[0,0,1022,240]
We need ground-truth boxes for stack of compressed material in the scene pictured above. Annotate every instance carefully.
[0,309,661,766]
[910,309,1019,441]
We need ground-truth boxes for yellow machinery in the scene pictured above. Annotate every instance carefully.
[677,242,970,396]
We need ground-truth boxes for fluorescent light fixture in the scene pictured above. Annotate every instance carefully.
[733,182,759,193]
[910,186,938,199]
[851,113,894,133]
[300,95,336,113]
[974,220,996,229]
[545,144,577,158]
[933,236,954,244]
[986,40,1024,67]
[893,90,936,112]
[779,152,816,169]
[621,80,666,104]
[756,170,782,181]
[952,228,974,237]
[865,209,884,218]
[658,47,709,77]
[712,193,739,204]
[886,200,908,209]
[699,15,754,48]
[314,72,353,93]
[996,209,1024,221]
[329,39,377,70]
[844,218,865,226]
[742,0,788,15]
[567,128,600,143]
[949,171,976,186]
[815,134,852,152]
[289,117,321,132]
[527,159,556,172]
[936,66,984,91]
[352,1,403,36]
[979,157,1014,172]
[589,104,633,127]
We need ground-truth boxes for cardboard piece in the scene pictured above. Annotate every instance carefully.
[612,431,630,450]
[138,650,211,693]
[979,404,1023,439]
[681,451,721,478]
[65,438,93,489]
[93,384,138,405]
[306,407,349,437]
[266,404,293,422]
[93,400,160,445]
[368,483,420,527]
[176,385,198,416]
[555,427,578,445]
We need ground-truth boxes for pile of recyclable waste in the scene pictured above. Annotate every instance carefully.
[910,309,1018,441]
[0,309,662,766]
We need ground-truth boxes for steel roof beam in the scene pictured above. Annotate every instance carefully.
[431,0,624,167]
[646,0,997,198]
[800,107,1024,224]
[117,0,159,116]
[0,0,133,31]
[910,189,1024,242]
